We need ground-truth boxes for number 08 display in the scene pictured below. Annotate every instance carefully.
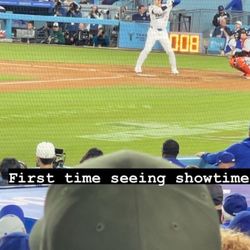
[170,33,201,53]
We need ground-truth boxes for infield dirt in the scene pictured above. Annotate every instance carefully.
[0,61,249,92]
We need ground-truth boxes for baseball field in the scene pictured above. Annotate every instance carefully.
[0,43,250,166]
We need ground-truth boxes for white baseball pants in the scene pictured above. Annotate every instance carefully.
[135,28,177,72]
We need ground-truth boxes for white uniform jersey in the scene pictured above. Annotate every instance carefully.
[148,3,172,30]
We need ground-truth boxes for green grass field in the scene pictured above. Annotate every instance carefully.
[0,43,250,166]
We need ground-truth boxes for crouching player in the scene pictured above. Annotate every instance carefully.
[229,28,250,79]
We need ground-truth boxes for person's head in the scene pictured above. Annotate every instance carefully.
[222,193,248,222]
[215,152,235,169]
[91,5,98,13]
[52,22,59,31]
[228,211,250,236]
[138,5,146,14]
[0,205,26,238]
[79,23,87,30]
[218,5,225,15]
[29,150,221,250]
[36,142,55,169]
[79,148,103,163]
[221,229,250,250]
[235,20,242,30]
[240,28,247,40]
[27,21,34,30]
[0,158,22,181]
[154,0,161,7]
[69,1,78,11]
[162,139,180,158]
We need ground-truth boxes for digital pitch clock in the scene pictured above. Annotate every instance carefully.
[169,32,202,53]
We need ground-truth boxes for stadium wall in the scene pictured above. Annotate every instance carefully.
[174,0,250,11]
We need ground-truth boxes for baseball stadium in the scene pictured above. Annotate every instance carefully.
[0,0,250,249]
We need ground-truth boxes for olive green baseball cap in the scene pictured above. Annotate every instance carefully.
[30,150,221,250]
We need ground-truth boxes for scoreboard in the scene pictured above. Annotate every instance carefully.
[169,32,202,53]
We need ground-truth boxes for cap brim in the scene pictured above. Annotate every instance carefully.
[0,205,25,223]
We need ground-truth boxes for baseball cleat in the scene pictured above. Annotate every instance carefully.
[171,69,179,75]
[135,66,142,74]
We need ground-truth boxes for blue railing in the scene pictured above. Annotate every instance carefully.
[0,0,54,8]
[0,12,120,38]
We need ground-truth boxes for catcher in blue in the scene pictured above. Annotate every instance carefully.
[135,0,181,74]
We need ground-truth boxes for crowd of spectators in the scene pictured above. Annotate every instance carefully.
[2,1,247,52]
[210,3,250,56]
[0,154,250,249]
[0,124,250,181]
[5,1,114,47]
[0,125,250,249]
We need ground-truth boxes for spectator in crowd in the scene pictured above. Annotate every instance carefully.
[221,229,250,250]
[29,150,221,250]
[207,185,224,224]
[36,142,55,169]
[211,17,232,55]
[79,147,103,163]
[222,193,248,227]
[215,152,236,169]
[0,205,29,250]
[88,6,104,36]
[53,0,67,17]
[234,20,243,33]
[228,211,250,235]
[64,30,76,45]
[21,21,36,44]
[212,5,230,27]
[75,23,91,46]
[47,22,65,44]
[212,17,232,39]
[132,5,150,22]
[0,205,26,237]
[224,20,243,55]
[196,124,250,168]
[65,1,82,43]
[93,27,109,47]
[53,0,67,30]
[162,139,186,167]
[37,23,53,44]
[0,158,22,185]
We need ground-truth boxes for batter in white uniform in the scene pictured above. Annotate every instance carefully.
[135,0,180,74]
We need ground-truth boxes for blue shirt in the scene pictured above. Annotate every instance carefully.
[201,138,250,168]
